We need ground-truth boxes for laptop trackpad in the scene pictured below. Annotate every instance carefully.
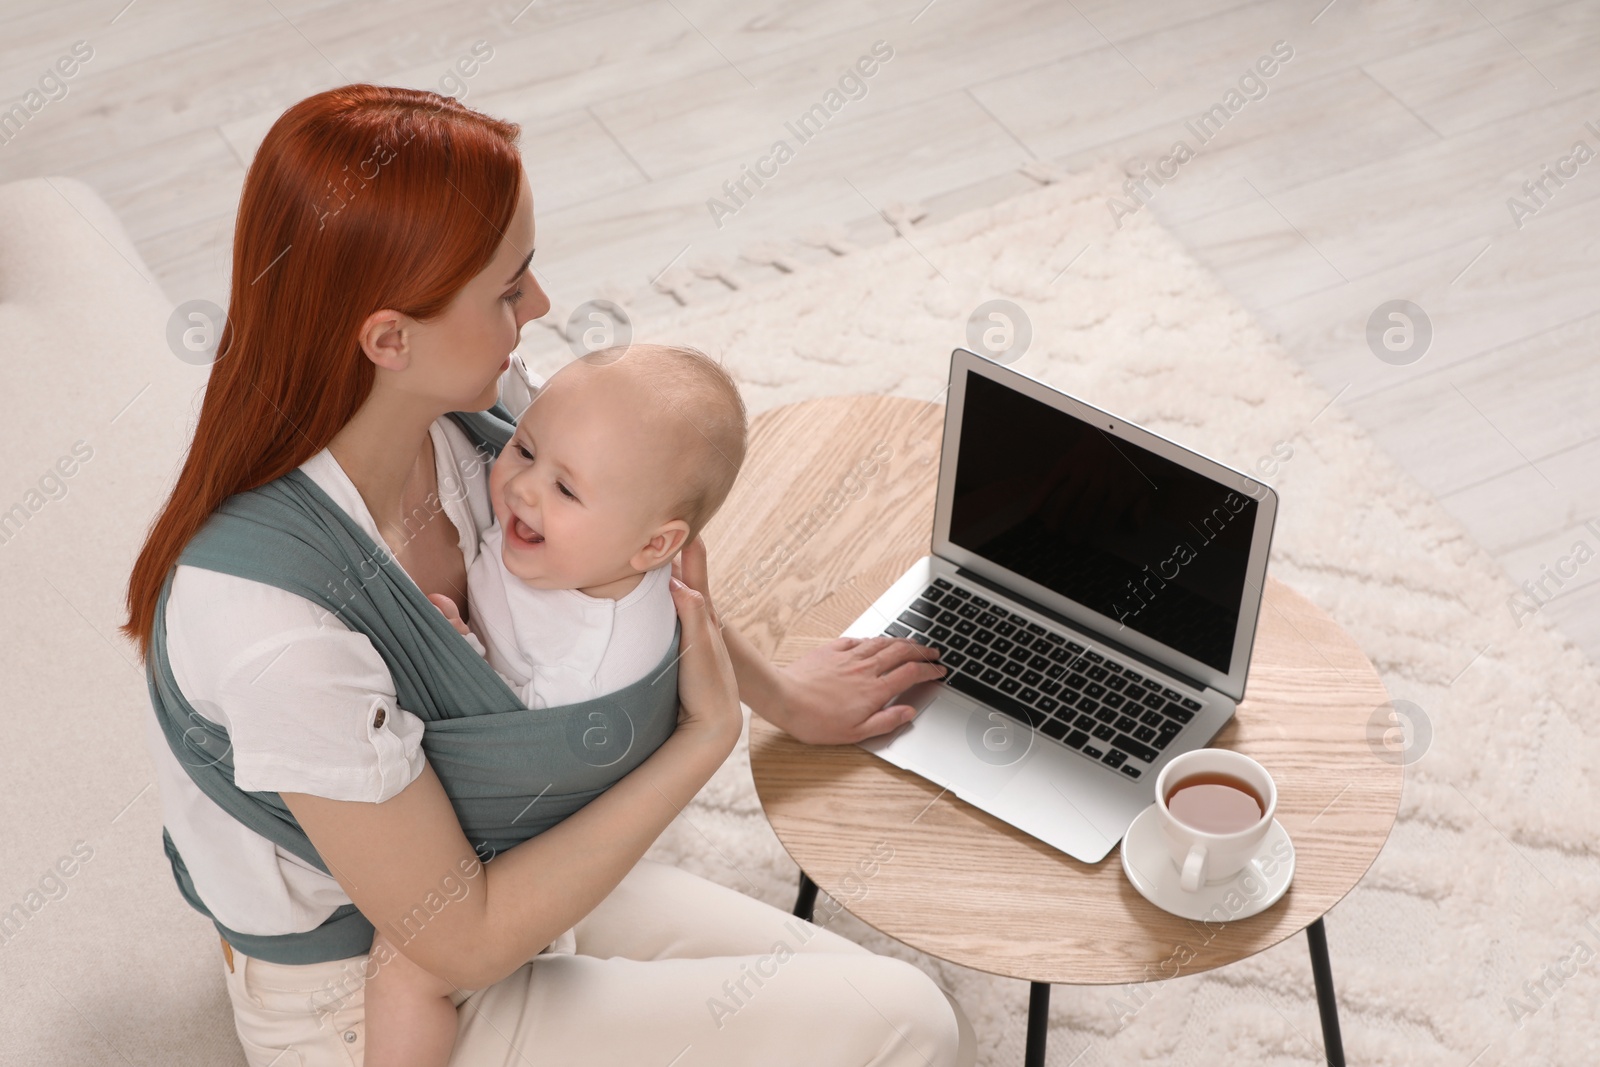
[860,685,1035,802]
[861,683,1144,858]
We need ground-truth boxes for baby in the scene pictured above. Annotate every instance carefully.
[363,342,748,1067]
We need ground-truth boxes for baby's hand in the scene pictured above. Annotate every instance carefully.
[427,593,471,637]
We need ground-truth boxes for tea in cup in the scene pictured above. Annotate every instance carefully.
[1154,748,1277,892]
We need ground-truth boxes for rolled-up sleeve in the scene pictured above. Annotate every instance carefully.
[166,565,429,804]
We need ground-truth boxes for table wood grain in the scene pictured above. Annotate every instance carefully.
[700,395,1403,985]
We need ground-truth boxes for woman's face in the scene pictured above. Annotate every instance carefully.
[362,169,549,413]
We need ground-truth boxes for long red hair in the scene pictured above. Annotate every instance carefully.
[122,84,523,659]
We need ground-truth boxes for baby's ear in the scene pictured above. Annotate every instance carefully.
[637,522,691,570]
[661,521,692,561]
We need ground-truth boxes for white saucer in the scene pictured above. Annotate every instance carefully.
[1119,803,1295,922]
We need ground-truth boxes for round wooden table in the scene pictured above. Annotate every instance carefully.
[700,395,1403,1067]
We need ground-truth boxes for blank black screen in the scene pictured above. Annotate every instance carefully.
[947,372,1256,673]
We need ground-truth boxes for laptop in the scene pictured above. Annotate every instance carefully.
[845,348,1279,864]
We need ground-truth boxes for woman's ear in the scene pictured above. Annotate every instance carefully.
[357,309,413,372]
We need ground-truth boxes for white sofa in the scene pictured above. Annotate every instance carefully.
[1,176,247,1064]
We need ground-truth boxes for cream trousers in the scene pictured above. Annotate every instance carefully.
[222,857,978,1066]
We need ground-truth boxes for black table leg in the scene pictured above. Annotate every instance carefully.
[793,870,818,922]
[798,877,1344,1065]
[1306,917,1345,1067]
[1026,982,1049,1067]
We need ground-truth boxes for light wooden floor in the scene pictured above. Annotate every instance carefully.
[3,0,1597,663]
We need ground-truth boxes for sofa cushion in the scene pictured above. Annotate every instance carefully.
[0,176,243,1064]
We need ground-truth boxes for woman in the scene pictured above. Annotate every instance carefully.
[121,84,974,1066]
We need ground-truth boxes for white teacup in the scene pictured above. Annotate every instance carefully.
[1154,749,1278,892]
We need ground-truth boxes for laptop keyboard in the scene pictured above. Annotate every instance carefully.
[881,577,1204,781]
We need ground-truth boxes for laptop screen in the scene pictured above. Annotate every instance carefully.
[947,372,1257,673]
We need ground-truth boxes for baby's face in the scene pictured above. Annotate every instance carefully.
[489,368,688,590]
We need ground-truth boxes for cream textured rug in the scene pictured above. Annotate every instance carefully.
[514,160,1600,1066]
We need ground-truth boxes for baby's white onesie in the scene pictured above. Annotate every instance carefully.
[463,523,677,709]
[459,522,677,959]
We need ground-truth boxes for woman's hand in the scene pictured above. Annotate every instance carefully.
[670,537,949,747]
[666,549,742,752]
[775,636,947,746]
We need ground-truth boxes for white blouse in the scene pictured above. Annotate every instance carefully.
[148,368,578,954]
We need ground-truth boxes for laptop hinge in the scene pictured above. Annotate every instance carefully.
[951,565,1211,694]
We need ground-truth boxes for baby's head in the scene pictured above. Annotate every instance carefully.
[489,343,748,591]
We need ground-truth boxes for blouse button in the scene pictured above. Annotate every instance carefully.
[343,1029,358,1043]
[373,708,387,729]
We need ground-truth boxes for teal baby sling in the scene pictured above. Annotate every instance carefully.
[146,404,683,965]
